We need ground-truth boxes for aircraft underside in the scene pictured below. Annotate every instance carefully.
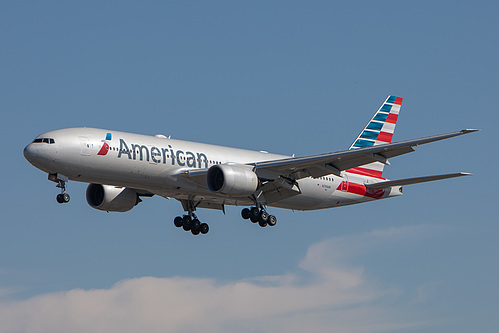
[45,167,398,236]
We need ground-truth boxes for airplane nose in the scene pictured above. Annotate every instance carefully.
[23,143,38,163]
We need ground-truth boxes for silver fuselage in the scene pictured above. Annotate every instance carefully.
[24,128,400,211]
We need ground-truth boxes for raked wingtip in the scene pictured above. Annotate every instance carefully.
[461,129,480,134]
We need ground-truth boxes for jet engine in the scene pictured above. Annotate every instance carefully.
[86,184,139,212]
[207,164,258,196]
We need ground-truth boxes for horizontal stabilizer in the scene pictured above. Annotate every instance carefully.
[365,172,472,189]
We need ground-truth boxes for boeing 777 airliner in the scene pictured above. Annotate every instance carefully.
[24,96,478,235]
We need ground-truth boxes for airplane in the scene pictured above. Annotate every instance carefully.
[23,96,478,235]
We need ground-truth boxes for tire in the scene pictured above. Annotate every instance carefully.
[192,219,201,229]
[258,220,268,227]
[268,215,277,226]
[191,227,200,235]
[200,223,209,234]
[182,216,192,231]
[250,207,260,220]
[259,211,269,223]
[174,216,183,228]
[241,208,251,220]
[62,193,70,203]
[56,194,64,203]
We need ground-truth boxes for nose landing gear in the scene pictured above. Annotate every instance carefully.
[49,173,70,204]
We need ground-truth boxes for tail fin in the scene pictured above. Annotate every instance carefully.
[347,95,403,178]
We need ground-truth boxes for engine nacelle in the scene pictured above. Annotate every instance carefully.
[86,184,139,212]
[207,164,258,196]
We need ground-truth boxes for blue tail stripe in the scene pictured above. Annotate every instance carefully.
[387,96,397,103]
[366,122,384,131]
[380,104,392,112]
[360,130,379,140]
[373,113,389,122]
[353,139,375,148]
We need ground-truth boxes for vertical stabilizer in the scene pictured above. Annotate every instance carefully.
[347,95,403,178]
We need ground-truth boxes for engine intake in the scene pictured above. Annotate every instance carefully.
[86,184,139,212]
[207,164,258,196]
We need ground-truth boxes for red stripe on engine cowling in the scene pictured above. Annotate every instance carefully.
[336,181,385,199]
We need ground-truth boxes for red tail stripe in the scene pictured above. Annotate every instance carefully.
[386,113,398,124]
[346,167,385,179]
[394,97,403,105]
[377,131,393,143]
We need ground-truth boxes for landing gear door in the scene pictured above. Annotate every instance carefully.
[79,137,91,156]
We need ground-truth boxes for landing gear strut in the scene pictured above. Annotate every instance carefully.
[49,173,70,204]
[241,206,277,228]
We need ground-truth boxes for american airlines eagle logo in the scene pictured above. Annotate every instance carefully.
[97,133,112,156]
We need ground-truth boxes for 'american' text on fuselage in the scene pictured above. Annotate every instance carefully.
[117,138,209,168]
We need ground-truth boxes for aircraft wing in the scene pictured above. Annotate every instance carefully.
[253,129,478,180]
[180,129,477,197]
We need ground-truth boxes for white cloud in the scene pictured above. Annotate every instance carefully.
[0,226,437,333]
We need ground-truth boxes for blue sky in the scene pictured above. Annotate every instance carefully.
[1,1,497,332]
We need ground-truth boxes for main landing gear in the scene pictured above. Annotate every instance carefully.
[173,214,210,236]
[241,207,277,228]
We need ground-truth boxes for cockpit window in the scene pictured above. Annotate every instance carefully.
[33,138,55,144]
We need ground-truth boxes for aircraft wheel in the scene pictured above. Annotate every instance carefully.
[191,226,200,235]
[268,215,277,226]
[56,194,64,203]
[250,207,260,222]
[192,219,201,229]
[258,220,268,227]
[174,216,183,228]
[250,207,260,219]
[200,223,209,234]
[259,211,269,223]
[182,216,192,231]
[62,193,70,203]
[241,208,251,220]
